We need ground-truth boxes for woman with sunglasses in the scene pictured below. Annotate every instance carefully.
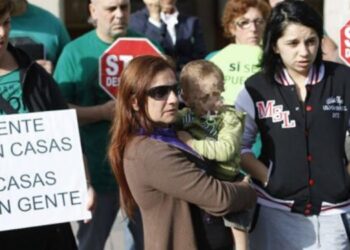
[236,1,350,248]
[108,55,256,250]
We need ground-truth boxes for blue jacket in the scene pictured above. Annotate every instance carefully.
[129,8,207,70]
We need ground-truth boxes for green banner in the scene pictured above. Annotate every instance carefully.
[209,44,262,105]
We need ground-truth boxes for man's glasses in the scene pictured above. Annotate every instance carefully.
[146,83,181,100]
[235,18,265,30]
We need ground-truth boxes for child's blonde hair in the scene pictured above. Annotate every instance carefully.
[180,60,224,99]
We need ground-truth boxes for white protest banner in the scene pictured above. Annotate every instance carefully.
[0,110,91,231]
[209,44,262,105]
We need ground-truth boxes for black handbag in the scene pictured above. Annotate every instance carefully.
[184,151,234,249]
[191,205,233,250]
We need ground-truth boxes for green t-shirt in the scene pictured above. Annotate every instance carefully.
[10,4,71,64]
[0,69,27,114]
[54,30,155,192]
[206,49,262,157]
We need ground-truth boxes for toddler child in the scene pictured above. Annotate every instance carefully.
[177,60,253,250]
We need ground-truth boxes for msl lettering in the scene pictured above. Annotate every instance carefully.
[256,100,296,128]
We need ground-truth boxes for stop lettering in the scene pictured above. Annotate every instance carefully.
[340,20,350,66]
[99,38,163,99]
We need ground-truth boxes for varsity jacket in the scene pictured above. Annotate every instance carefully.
[9,43,68,112]
[235,62,350,215]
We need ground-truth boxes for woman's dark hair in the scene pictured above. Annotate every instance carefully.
[260,0,323,79]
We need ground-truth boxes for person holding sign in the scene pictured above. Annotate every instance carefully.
[0,1,92,249]
[108,55,256,250]
[129,0,207,71]
[176,60,253,250]
[54,0,153,249]
[235,1,350,248]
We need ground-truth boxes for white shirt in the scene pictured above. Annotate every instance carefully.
[148,9,179,45]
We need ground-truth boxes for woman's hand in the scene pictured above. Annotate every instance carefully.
[84,184,96,223]
[242,174,252,184]
[234,180,257,209]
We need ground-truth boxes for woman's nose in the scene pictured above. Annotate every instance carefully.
[167,90,179,104]
[299,43,309,56]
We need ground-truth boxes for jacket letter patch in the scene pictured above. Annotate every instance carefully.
[256,100,296,128]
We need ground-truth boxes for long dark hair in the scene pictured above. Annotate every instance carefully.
[108,55,175,218]
[260,0,323,79]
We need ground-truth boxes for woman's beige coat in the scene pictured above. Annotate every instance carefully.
[124,136,256,250]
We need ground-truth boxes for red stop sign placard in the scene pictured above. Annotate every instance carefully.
[340,20,350,66]
[99,38,163,99]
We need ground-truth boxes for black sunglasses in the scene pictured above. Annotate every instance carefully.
[146,83,181,100]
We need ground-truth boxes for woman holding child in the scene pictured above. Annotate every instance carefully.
[236,0,350,249]
[108,55,256,250]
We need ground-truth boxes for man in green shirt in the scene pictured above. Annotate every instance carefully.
[54,0,144,249]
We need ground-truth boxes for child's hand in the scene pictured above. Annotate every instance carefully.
[177,131,193,146]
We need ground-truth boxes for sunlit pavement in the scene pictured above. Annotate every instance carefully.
[71,210,127,250]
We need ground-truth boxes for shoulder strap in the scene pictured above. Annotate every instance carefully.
[0,94,17,114]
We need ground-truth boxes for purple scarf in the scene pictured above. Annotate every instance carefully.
[139,127,203,159]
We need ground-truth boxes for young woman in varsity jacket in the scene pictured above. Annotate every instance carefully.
[235,0,350,249]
